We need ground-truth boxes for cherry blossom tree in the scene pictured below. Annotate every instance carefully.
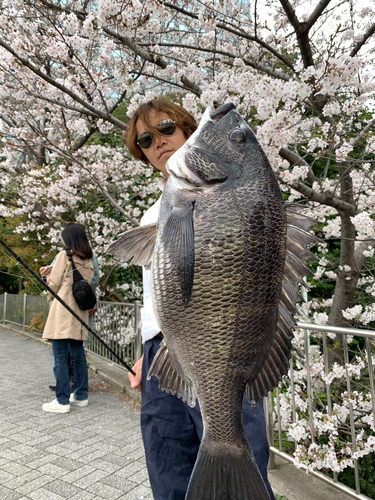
[0,0,375,480]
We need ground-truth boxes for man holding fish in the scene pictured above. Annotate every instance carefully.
[122,99,274,500]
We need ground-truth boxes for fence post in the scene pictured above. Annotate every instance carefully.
[134,300,142,361]
[23,294,27,331]
[265,393,276,470]
[3,292,7,325]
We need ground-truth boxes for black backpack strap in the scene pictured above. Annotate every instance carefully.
[64,248,84,283]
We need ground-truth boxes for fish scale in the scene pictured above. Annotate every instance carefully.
[108,102,319,500]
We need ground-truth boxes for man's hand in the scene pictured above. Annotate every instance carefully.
[128,355,143,392]
[40,266,52,277]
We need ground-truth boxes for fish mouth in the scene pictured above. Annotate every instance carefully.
[167,151,206,190]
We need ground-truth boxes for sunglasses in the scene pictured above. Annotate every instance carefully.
[137,119,176,150]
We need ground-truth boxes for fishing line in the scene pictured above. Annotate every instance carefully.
[0,238,136,376]
[0,246,46,294]
[0,269,43,281]
[0,246,85,286]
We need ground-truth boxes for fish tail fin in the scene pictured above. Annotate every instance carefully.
[185,438,271,500]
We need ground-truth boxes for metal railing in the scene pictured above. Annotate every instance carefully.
[89,299,143,367]
[0,292,50,331]
[266,323,375,500]
[1,292,142,367]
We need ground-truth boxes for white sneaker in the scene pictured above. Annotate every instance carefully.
[42,399,70,413]
[69,394,88,407]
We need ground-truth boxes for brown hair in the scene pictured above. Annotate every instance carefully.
[126,99,198,164]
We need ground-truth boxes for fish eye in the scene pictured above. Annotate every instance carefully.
[229,130,246,143]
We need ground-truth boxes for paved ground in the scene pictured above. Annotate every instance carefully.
[0,327,358,500]
[0,328,151,500]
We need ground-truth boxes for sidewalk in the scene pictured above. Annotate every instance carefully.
[0,326,357,500]
[0,327,151,500]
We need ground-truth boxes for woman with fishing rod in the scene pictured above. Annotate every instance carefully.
[42,223,94,414]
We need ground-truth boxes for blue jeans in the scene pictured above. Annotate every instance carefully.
[52,339,88,405]
[141,336,274,500]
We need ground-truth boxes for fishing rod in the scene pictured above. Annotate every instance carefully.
[0,238,136,376]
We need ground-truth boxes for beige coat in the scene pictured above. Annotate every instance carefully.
[42,250,94,341]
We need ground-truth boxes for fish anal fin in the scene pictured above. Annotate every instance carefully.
[147,340,197,407]
[246,325,293,402]
[107,224,157,266]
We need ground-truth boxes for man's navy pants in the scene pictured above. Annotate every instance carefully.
[141,336,274,500]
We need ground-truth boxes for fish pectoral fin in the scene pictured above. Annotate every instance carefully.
[163,202,195,307]
[147,340,197,407]
[107,223,157,266]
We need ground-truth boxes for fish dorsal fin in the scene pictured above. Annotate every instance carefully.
[107,224,157,266]
[148,340,197,407]
[246,205,320,402]
[163,201,195,307]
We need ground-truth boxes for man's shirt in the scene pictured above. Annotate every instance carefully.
[140,197,162,343]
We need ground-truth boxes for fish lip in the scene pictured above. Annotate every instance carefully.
[166,149,205,187]
[168,164,205,188]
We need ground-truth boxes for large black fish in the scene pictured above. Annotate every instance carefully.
[109,103,318,499]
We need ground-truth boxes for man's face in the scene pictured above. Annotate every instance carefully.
[135,111,187,177]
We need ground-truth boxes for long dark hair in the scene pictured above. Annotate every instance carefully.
[61,223,93,260]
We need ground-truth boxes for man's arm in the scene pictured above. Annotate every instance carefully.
[128,355,143,392]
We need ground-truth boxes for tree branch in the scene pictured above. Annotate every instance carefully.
[279,147,319,185]
[304,0,332,32]
[351,117,375,149]
[278,0,314,67]
[22,92,100,119]
[107,290,126,303]
[140,42,291,81]
[72,89,128,151]
[350,22,375,57]
[0,199,21,208]
[129,71,201,94]
[95,182,140,227]
[279,178,358,215]
[278,0,301,32]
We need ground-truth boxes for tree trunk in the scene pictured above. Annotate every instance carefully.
[328,162,357,364]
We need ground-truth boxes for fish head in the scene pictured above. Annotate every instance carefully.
[166,103,259,191]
